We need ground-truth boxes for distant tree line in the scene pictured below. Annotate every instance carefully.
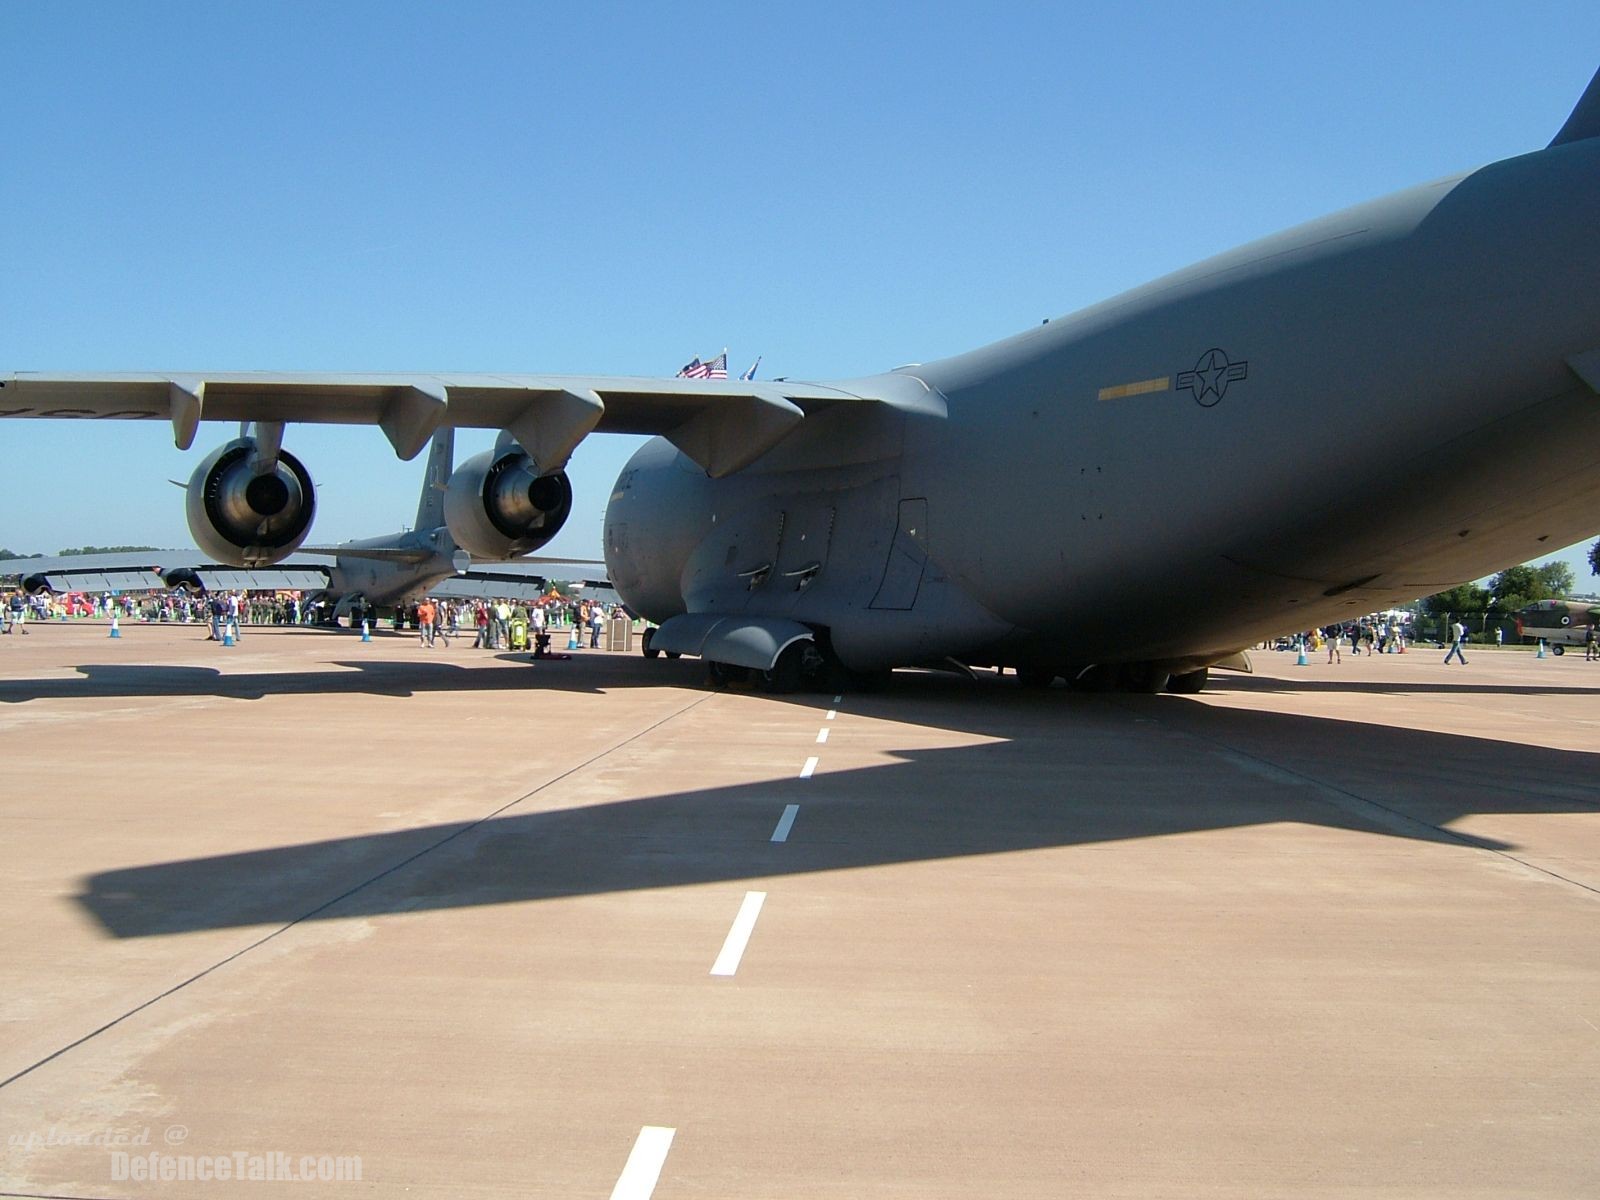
[1,545,160,559]
[55,545,161,556]
[1420,560,1578,618]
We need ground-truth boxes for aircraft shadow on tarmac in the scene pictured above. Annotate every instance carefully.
[1222,667,1600,697]
[5,651,1600,703]
[75,677,1600,939]
[0,653,702,702]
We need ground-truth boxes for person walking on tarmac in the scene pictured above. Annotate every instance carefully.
[1585,622,1599,662]
[417,597,437,647]
[1444,619,1469,665]
[492,599,511,650]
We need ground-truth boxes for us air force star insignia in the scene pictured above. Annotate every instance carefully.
[1175,348,1248,407]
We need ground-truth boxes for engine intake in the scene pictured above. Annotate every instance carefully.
[185,438,316,567]
[444,449,572,559]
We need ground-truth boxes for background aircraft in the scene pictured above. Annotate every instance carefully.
[5,65,1600,691]
[1515,599,1600,654]
[2,427,600,619]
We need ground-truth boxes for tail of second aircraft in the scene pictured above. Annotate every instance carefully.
[1549,64,1600,147]
[414,426,454,531]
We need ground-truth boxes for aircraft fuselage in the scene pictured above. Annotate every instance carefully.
[605,138,1600,675]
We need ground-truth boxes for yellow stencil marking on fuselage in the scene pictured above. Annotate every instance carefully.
[1097,377,1171,402]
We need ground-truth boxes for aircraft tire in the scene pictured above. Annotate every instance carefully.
[665,651,681,659]
[1166,668,1208,694]
[759,643,806,694]
[707,660,749,686]
[641,629,660,659]
[1134,665,1171,694]
[1553,644,1565,656]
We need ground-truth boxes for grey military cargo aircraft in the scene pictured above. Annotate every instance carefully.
[6,66,1600,693]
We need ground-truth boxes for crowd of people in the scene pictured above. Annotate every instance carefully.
[0,587,332,628]
[404,597,619,651]
[1277,618,1416,660]
[0,588,627,650]
[1278,615,1600,665]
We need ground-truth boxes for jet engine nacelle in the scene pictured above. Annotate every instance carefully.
[443,448,573,559]
[185,437,317,567]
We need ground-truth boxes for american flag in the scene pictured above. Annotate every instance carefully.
[677,350,728,380]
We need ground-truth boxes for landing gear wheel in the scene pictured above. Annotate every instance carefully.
[1134,666,1171,694]
[665,651,681,659]
[1015,665,1058,689]
[707,660,749,686]
[1110,663,1168,693]
[1553,644,1565,656]
[1166,668,1209,694]
[759,643,806,694]
[641,628,660,660]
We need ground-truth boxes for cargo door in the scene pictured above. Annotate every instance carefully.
[758,502,835,613]
[868,497,928,610]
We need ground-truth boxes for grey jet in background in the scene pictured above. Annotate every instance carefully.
[6,64,1600,691]
[3,427,593,617]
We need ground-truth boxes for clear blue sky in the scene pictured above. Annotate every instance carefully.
[3,4,1597,587]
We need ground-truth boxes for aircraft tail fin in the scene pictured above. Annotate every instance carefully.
[1549,65,1600,147]
[414,426,453,531]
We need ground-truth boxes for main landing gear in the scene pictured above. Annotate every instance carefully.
[707,641,840,694]
[640,628,680,660]
[1014,664,1210,694]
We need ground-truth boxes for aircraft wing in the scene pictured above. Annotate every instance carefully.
[0,371,944,476]
[0,550,349,595]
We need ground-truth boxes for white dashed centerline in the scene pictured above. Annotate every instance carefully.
[771,803,799,842]
[825,709,837,720]
[610,1126,675,1200]
[799,756,818,779]
[711,891,767,976]
[816,728,829,744]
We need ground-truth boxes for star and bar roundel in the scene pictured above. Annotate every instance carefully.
[1096,348,1249,407]
[1175,348,1248,407]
